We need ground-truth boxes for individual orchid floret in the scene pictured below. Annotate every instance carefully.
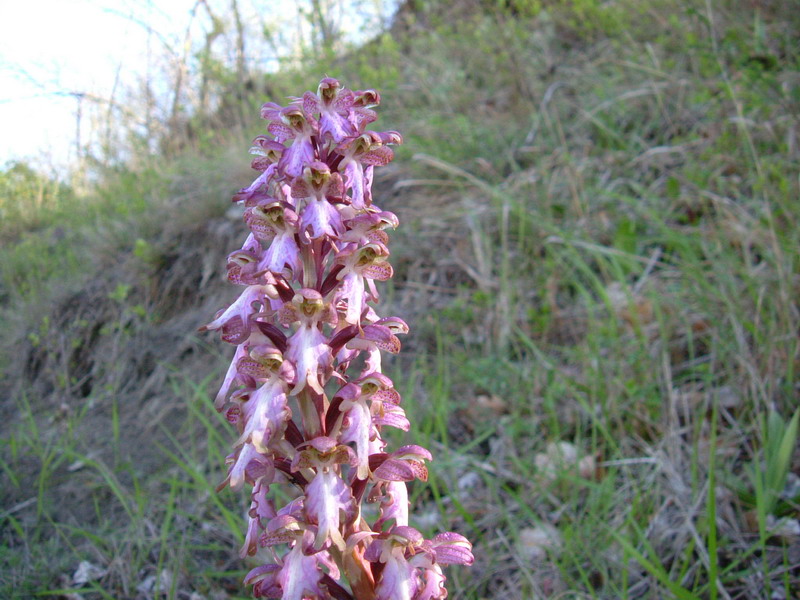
[293,437,356,550]
[364,526,424,600]
[227,248,264,286]
[371,479,410,530]
[335,131,398,210]
[244,202,302,277]
[345,322,404,375]
[201,283,276,344]
[240,477,277,558]
[250,135,286,162]
[335,241,392,325]
[372,445,432,483]
[334,383,374,480]
[340,211,399,246]
[249,527,339,600]
[225,443,270,491]
[244,201,298,241]
[205,78,471,600]
[233,137,284,205]
[214,343,249,410]
[233,366,290,453]
[281,289,336,396]
[272,105,318,178]
[409,533,475,600]
[350,89,381,130]
[371,399,409,432]
[303,77,357,144]
[295,161,345,241]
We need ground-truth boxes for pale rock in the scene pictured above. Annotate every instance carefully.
[516,524,562,563]
[73,561,107,586]
[766,515,800,541]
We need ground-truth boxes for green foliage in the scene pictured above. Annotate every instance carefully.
[2,0,800,598]
[551,0,633,40]
[750,409,800,517]
[0,161,75,241]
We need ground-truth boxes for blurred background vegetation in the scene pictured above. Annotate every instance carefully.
[1,0,799,598]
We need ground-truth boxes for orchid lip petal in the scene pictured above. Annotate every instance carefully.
[305,469,353,550]
[286,324,332,396]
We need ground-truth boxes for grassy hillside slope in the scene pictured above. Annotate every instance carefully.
[1,1,799,598]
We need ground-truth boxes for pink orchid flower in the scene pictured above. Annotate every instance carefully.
[204,78,472,599]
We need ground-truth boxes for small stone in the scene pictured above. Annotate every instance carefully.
[780,472,800,500]
[578,454,597,480]
[534,442,578,481]
[137,575,155,594]
[457,471,482,492]
[714,386,741,409]
[766,515,800,541]
[73,561,106,586]
[136,569,173,594]
[517,524,562,563]
[155,569,173,594]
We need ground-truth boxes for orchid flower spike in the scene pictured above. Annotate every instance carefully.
[204,78,472,599]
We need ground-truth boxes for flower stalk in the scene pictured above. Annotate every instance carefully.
[203,78,473,599]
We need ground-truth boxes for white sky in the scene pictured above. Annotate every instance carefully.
[0,0,200,168]
[0,0,396,170]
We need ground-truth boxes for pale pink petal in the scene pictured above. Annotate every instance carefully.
[340,398,373,479]
[375,480,409,529]
[301,198,344,240]
[278,543,325,600]
[236,379,290,453]
[286,325,331,395]
[279,136,315,178]
[375,549,417,600]
[214,344,248,411]
[202,285,272,339]
[338,272,365,325]
[260,231,302,277]
[373,402,409,431]
[320,108,356,143]
[343,161,367,210]
[412,563,447,600]
[305,469,353,550]
[430,532,475,565]
[229,444,262,491]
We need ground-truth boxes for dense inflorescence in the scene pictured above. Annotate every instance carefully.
[203,78,473,600]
